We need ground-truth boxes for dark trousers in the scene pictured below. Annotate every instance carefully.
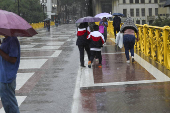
[114,27,120,38]
[78,45,91,66]
[123,34,135,60]
[90,50,102,64]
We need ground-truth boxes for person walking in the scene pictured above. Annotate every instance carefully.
[113,15,121,38]
[76,22,91,67]
[87,25,105,68]
[120,17,139,63]
[0,36,20,113]
[99,17,108,43]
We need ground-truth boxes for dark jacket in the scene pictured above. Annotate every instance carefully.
[113,16,121,29]
[87,31,105,48]
[76,27,90,45]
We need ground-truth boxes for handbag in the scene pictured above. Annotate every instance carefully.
[99,25,104,33]
[116,31,123,48]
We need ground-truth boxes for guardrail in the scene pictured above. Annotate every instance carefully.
[30,21,55,29]
[99,21,170,70]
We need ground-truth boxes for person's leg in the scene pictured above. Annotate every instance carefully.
[123,35,130,61]
[129,35,136,62]
[78,45,85,67]
[0,79,20,113]
[104,28,107,42]
[96,51,102,64]
[84,45,91,61]
[114,28,117,38]
[89,51,95,68]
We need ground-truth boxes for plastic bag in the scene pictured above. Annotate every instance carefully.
[99,25,104,33]
[116,31,123,48]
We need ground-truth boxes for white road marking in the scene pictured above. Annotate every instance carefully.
[16,73,34,90]
[19,59,48,69]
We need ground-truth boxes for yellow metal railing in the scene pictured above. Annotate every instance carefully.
[106,21,170,70]
[30,21,55,29]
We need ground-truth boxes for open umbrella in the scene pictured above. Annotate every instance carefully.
[113,13,124,16]
[0,10,37,37]
[95,13,112,18]
[164,0,170,7]
[43,18,51,22]
[75,16,102,23]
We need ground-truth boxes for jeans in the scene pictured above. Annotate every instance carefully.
[123,34,135,60]
[0,79,20,113]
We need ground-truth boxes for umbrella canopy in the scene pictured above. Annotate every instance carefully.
[164,0,170,7]
[113,13,124,16]
[43,18,51,22]
[75,16,102,23]
[95,13,112,18]
[0,10,37,37]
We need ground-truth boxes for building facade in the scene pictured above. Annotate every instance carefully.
[40,0,58,20]
[93,0,169,25]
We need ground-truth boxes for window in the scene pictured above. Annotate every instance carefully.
[149,0,151,3]
[130,9,134,17]
[149,8,152,16]
[141,0,145,3]
[123,0,126,3]
[163,14,165,16]
[160,14,162,16]
[123,9,127,17]
[155,8,158,16]
[141,8,145,16]
[136,20,140,24]
[142,20,146,25]
[130,0,133,3]
[135,0,139,3]
[154,0,158,3]
[136,8,139,16]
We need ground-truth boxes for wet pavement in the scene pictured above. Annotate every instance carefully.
[0,24,170,113]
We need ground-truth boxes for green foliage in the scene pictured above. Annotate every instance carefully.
[152,15,170,27]
[0,0,45,23]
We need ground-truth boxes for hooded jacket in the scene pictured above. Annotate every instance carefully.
[87,31,105,49]
[120,17,138,33]
[76,27,90,45]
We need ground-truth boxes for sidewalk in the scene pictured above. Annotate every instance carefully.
[73,33,170,113]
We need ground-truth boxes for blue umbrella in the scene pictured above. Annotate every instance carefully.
[112,13,124,16]
[75,16,102,23]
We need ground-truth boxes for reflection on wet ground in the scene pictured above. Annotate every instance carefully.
[79,36,170,113]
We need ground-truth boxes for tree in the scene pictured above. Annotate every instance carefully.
[0,0,45,23]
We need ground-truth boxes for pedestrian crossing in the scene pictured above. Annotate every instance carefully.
[0,26,75,112]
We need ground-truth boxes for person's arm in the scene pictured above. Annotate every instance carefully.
[103,22,108,27]
[0,49,17,64]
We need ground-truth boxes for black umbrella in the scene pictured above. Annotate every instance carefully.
[43,18,51,22]
[164,0,170,7]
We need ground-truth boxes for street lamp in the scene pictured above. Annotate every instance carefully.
[41,2,46,28]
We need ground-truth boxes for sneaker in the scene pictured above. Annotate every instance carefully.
[126,60,130,63]
[88,61,91,68]
[98,64,102,68]
[132,56,135,63]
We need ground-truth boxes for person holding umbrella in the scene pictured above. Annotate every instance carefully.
[113,15,121,38]
[76,22,91,67]
[0,35,20,113]
[99,17,108,43]
[0,9,37,113]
